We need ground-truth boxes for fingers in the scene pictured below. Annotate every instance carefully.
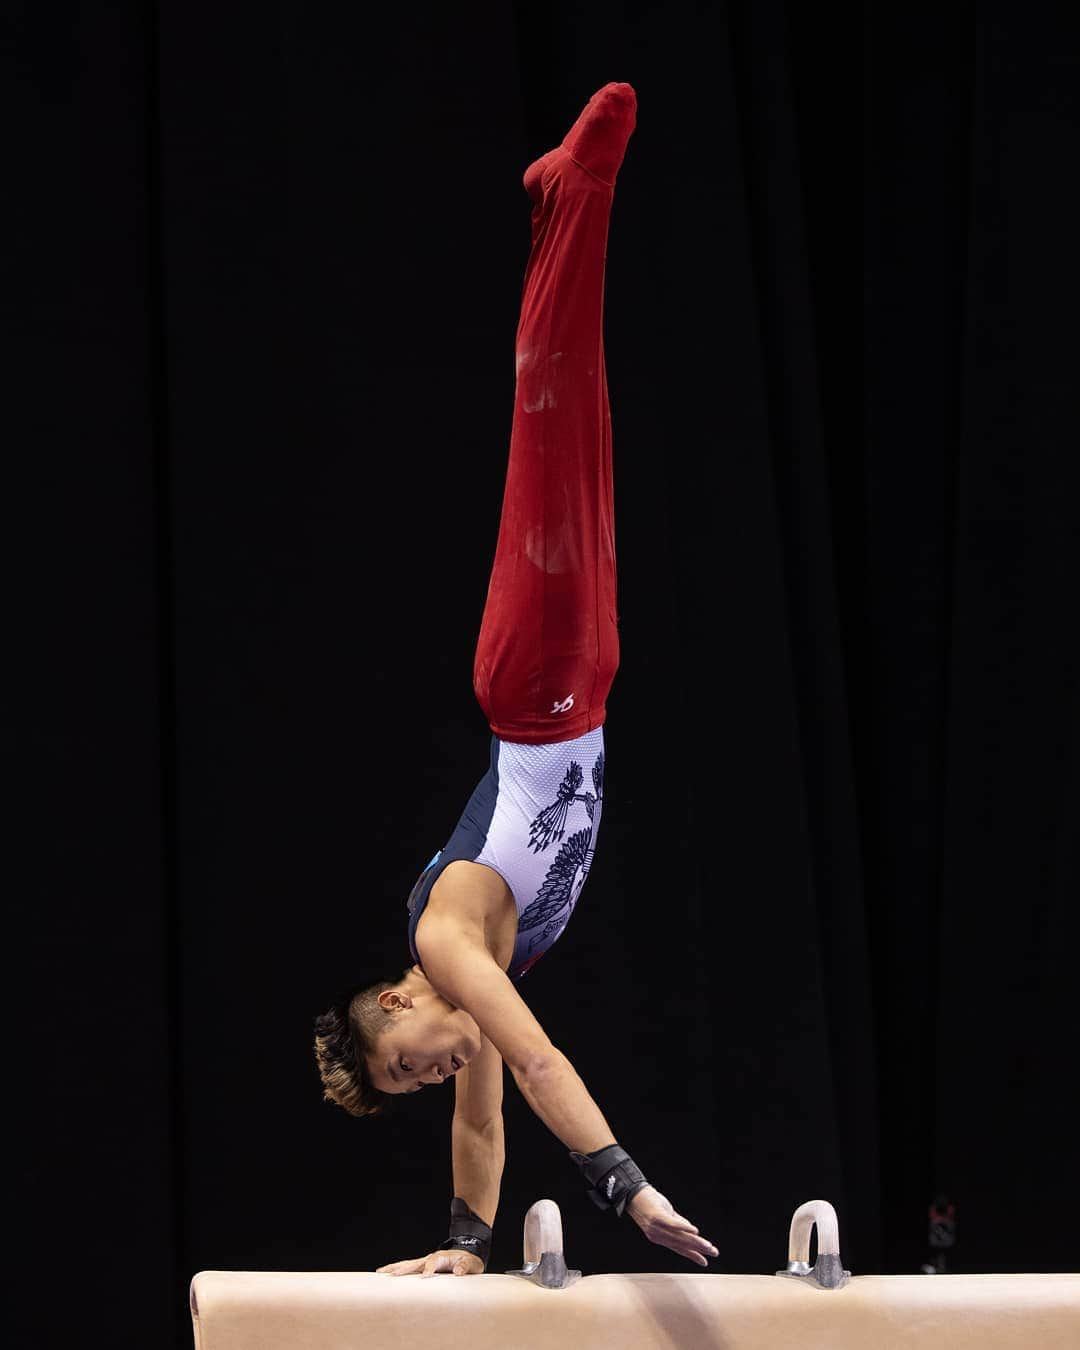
[378,1251,484,1278]
[665,1209,718,1253]
[686,1237,720,1264]
[628,1188,720,1266]
[376,1257,426,1276]
[661,1233,718,1265]
[376,1253,454,1277]
[422,1251,484,1277]
[663,1235,717,1263]
[673,1227,720,1264]
[648,1215,720,1265]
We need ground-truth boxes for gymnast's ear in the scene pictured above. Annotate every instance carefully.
[312,965,413,1118]
[376,989,413,1012]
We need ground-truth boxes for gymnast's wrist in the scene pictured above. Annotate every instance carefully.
[569,1142,651,1217]
[437,1196,493,1271]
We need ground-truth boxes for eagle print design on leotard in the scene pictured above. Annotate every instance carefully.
[528,752,605,852]
[518,751,604,959]
[520,827,594,954]
[407,732,608,983]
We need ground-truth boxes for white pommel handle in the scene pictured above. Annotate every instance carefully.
[776,1198,850,1289]
[788,1198,841,1263]
[523,1199,565,1268]
[505,1199,581,1289]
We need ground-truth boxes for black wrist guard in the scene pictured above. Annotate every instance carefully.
[569,1143,651,1217]
[437,1196,492,1270]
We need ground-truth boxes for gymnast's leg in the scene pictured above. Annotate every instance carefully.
[472,83,637,745]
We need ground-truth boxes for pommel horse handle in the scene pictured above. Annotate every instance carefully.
[505,1199,582,1289]
[775,1199,851,1290]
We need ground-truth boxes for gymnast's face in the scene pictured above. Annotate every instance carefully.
[366,982,483,1094]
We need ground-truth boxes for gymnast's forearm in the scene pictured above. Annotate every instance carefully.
[450,1112,505,1228]
[513,1048,617,1155]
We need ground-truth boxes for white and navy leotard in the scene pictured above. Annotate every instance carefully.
[407,726,605,980]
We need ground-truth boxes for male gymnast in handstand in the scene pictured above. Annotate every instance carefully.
[314,82,718,1277]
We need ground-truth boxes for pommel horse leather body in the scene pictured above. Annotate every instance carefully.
[190,1269,1080,1350]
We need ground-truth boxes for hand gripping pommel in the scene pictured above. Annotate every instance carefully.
[569,1143,650,1217]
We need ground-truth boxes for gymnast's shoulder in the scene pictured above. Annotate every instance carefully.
[415,874,554,1072]
[420,859,517,961]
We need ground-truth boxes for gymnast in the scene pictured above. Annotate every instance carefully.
[314,82,717,1278]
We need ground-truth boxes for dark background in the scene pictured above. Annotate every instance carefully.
[11,2,1079,1346]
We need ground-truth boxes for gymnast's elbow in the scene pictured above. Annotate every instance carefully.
[514,1044,570,1085]
[452,1110,504,1139]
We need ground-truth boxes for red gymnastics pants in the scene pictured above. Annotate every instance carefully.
[472,82,638,745]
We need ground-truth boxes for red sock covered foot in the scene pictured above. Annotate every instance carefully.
[560,81,637,185]
[523,82,637,203]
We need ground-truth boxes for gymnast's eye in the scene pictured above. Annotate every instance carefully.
[400,1058,412,1073]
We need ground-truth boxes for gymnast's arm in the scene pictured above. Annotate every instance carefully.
[417,915,616,1153]
[417,918,719,1266]
[450,1031,505,1229]
[375,1010,506,1278]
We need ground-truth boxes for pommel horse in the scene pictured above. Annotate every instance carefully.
[190,1197,1079,1349]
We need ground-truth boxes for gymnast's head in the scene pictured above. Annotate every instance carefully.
[313,963,482,1116]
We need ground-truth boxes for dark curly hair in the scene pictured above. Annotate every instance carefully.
[313,965,414,1118]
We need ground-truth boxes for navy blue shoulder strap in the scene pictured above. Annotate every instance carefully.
[406,737,502,966]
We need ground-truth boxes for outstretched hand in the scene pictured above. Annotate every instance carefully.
[626,1185,719,1267]
[376,1249,485,1278]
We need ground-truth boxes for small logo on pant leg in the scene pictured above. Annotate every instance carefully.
[551,694,575,714]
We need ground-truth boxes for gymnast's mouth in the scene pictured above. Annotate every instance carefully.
[451,1055,462,1073]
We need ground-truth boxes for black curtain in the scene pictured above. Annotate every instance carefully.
[13,4,1079,1346]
